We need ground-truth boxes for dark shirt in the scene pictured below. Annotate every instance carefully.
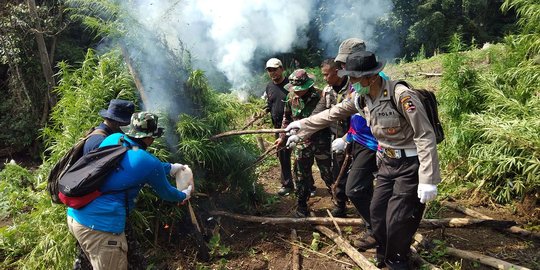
[265,78,290,128]
[83,122,114,154]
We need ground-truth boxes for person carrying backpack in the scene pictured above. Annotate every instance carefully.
[284,51,441,270]
[70,98,134,270]
[67,112,193,270]
[83,99,135,154]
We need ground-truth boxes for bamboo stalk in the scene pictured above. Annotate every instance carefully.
[209,210,516,228]
[445,247,531,270]
[291,229,300,270]
[315,225,379,270]
[210,129,285,140]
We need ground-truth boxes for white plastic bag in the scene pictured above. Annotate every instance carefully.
[175,165,194,191]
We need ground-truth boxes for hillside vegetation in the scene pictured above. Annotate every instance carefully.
[0,0,538,269]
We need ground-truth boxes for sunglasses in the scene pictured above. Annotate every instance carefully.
[266,67,279,72]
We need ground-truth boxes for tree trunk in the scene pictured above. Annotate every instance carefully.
[26,0,56,124]
[120,44,150,106]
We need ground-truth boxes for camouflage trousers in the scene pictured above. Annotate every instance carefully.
[293,128,333,207]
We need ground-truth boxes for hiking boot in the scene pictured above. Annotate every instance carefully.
[353,234,378,251]
[309,186,317,197]
[330,206,347,218]
[277,186,293,196]
[293,206,309,218]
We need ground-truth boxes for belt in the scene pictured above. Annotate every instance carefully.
[382,148,418,159]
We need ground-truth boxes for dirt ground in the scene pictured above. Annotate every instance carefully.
[174,164,539,270]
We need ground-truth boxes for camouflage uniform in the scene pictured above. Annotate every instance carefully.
[281,70,333,214]
[323,76,353,210]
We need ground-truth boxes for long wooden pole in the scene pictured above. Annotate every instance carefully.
[208,210,516,228]
[211,129,285,140]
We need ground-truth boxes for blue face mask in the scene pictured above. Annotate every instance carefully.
[353,82,369,95]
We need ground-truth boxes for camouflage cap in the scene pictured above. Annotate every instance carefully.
[335,38,366,63]
[288,69,315,92]
[120,112,164,139]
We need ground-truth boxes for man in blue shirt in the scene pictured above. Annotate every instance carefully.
[67,112,192,270]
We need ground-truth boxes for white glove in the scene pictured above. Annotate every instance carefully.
[332,138,347,153]
[286,135,300,149]
[417,183,437,204]
[181,185,193,202]
[170,163,185,177]
[284,121,302,135]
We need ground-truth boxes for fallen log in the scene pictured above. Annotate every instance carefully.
[445,247,531,270]
[209,210,516,228]
[291,229,300,270]
[442,201,540,240]
[211,128,285,140]
[315,225,379,270]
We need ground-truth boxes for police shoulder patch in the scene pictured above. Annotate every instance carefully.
[401,96,416,112]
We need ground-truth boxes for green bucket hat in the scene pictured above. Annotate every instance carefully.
[289,69,315,92]
[120,112,164,138]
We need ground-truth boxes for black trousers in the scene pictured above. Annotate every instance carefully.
[370,154,425,270]
[345,143,377,230]
[276,133,293,188]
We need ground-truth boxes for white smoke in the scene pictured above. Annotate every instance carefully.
[316,0,394,57]
[119,0,394,102]
[178,0,314,93]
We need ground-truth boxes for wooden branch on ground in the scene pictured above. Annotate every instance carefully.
[315,225,379,270]
[415,232,531,270]
[445,247,531,270]
[209,210,516,228]
[281,237,354,267]
[291,229,300,270]
[418,72,443,77]
[442,201,540,240]
[326,209,342,236]
[211,129,285,140]
[421,218,516,228]
[209,210,365,226]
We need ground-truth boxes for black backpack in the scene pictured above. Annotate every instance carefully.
[47,128,108,204]
[57,137,131,209]
[388,80,445,144]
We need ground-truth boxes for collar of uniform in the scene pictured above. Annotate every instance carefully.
[365,79,389,108]
[379,79,391,101]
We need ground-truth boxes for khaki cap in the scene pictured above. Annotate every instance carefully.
[265,58,282,69]
[335,38,366,63]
